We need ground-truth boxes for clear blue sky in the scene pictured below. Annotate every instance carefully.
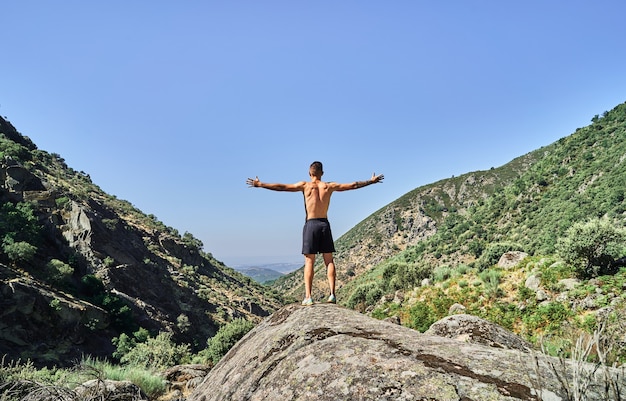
[2,1,626,266]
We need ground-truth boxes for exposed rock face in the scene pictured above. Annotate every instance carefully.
[190,305,626,401]
[424,313,534,352]
[0,117,282,366]
[0,263,116,362]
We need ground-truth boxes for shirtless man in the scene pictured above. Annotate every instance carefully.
[246,161,384,305]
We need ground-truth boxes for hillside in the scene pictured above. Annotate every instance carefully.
[272,138,541,300]
[0,116,285,367]
[272,102,626,362]
[2,100,625,373]
[274,102,626,301]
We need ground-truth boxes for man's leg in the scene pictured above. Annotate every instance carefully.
[323,253,336,297]
[304,254,316,300]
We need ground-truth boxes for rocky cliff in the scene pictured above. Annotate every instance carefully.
[189,304,625,401]
[0,116,283,366]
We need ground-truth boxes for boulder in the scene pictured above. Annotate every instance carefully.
[74,379,148,401]
[162,363,211,396]
[189,304,626,401]
[497,251,528,269]
[424,313,533,352]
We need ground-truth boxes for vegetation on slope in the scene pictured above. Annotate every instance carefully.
[2,101,626,398]
[0,116,284,368]
[341,102,626,364]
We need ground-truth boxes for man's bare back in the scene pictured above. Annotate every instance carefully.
[303,179,333,219]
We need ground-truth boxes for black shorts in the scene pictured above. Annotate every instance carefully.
[302,218,336,254]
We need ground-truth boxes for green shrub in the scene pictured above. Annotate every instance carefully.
[522,302,573,334]
[80,274,106,297]
[347,282,382,309]
[478,269,502,299]
[120,332,191,370]
[102,218,119,230]
[45,259,74,285]
[556,217,626,279]
[432,265,453,282]
[201,318,255,365]
[516,285,534,302]
[407,302,436,332]
[55,196,70,209]
[82,357,166,398]
[112,328,151,361]
[2,238,37,263]
[0,202,41,244]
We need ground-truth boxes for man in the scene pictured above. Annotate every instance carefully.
[246,161,384,305]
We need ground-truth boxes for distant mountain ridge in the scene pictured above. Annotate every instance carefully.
[233,262,302,284]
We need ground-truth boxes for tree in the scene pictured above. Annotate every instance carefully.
[556,218,626,278]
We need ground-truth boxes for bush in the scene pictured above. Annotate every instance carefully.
[0,201,41,264]
[407,303,436,332]
[432,265,453,282]
[201,318,255,365]
[347,282,382,309]
[120,332,191,370]
[45,259,74,285]
[478,269,502,299]
[82,357,166,399]
[2,238,37,263]
[0,202,40,244]
[556,217,626,279]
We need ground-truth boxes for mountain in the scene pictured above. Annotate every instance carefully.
[2,100,625,372]
[275,102,626,299]
[0,116,285,367]
[234,266,283,284]
[234,262,302,284]
[272,136,541,300]
[272,102,626,341]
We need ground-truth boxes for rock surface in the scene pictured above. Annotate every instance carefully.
[74,379,148,401]
[189,304,626,401]
[497,251,529,269]
[424,313,534,352]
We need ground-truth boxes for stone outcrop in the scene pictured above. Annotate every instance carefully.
[190,304,626,401]
[424,313,534,352]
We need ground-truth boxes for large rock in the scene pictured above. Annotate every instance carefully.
[189,304,626,401]
[74,379,148,401]
[497,251,528,269]
[424,313,534,352]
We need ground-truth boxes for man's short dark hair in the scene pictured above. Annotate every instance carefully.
[310,161,323,174]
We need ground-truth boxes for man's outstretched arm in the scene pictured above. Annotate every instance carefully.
[246,176,305,192]
[332,172,385,192]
